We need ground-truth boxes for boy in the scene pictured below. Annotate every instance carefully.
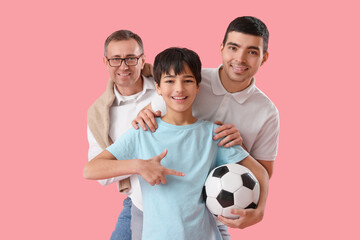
[84,47,269,240]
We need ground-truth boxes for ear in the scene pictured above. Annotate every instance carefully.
[220,43,224,55]
[103,56,109,68]
[196,83,200,94]
[156,82,162,95]
[260,52,269,66]
[140,54,146,69]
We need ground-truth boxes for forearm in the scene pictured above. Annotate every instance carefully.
[252,163,269,214]
[84,157,140,180]
[240,157,269,212]
[97,175,132,186]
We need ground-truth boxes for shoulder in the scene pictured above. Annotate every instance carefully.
[196,119,219,134]
[87,80,115,116]
[142,75,155,86]
[112,127,140,146]
[201,68,218,80]
[251,86,279,118]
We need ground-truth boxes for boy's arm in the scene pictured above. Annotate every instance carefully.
[84,149,184,186]
[87,125,131,185]
[217,155,269,229]
[257,160,274,179]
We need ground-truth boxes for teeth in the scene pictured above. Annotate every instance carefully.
[233,66,247,70]
[232,65,248,73]
[172,96,186,100]
[119,73,130,76]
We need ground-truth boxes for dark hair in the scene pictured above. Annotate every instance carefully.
[222,16,269,53]
[153,47,202,86]
[104,30,144,56]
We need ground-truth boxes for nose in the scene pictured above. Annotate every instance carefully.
[174,81,184,93]
[119,60,128,70]
[235,50,247,63]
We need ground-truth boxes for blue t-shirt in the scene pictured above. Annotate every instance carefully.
[107,118,249,240]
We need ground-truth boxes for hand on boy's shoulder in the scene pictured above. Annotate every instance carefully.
[132,109,162,132]
[212,121,243,148]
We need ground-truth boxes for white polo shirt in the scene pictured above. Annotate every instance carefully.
[87,76,158,205]
[152,66,280,161]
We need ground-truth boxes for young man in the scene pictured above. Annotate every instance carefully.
[84,47,269,240]
[133,16,279,230]
[87,30,245,240]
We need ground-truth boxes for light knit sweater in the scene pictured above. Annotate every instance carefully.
[87,79,131,192]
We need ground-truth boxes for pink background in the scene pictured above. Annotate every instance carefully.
[1,0,359,239]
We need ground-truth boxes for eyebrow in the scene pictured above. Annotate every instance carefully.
[110,54,138,58]
[227,42,260,51]
[163,74,195,78]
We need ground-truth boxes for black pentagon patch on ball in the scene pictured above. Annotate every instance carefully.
[245,202,257,209]
[217,190,234,208]
[213,166,229,178]
[241,173,256,190]
[202,186,207,202]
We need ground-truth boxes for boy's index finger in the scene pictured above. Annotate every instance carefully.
[165,168,185,177]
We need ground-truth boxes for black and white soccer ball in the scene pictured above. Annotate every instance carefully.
[203,163,260,219]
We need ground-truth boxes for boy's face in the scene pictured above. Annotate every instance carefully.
[220,31,269,92]
[156,64,200,115]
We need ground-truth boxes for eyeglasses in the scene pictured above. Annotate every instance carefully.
[106,54,143,67]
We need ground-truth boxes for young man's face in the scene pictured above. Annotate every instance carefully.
[220,31,269,92]
[104,39,145,94]
[156,64,200,116]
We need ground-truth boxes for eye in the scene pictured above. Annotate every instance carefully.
[164,79,174,84]
[127,57,136,61]
[249,51,259,55]
[112,58,121,61]
[229,46,237,51]
[184,79,195,83]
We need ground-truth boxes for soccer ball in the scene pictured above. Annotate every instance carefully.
[203,163,260,219]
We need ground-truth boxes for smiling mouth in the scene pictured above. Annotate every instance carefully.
[118,73,130,77]
[231,65,248,73]
[171,96,188,100]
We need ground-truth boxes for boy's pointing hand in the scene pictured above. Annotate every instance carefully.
[138,149,185,186]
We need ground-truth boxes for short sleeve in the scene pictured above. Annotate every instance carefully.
[250,112,280,161]
[216,145,249,166]
[151,94,167,116]
[106,128,138,160]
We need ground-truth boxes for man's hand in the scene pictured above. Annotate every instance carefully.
[217,208,264,229]
[132,109,161,132]
[138,149,184,186]
[213,121,244,148]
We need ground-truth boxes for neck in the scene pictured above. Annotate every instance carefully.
[161,108,197,126]
[219,67,252,93]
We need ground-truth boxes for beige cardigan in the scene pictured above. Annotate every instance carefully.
[87,79,131,192]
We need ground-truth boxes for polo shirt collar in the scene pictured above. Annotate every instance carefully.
[113,75,156,105]
[211,65,256,104]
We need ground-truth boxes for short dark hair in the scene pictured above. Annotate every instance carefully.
[222,16,269,53]
[153,47,202,86]
[104,30,144,56]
